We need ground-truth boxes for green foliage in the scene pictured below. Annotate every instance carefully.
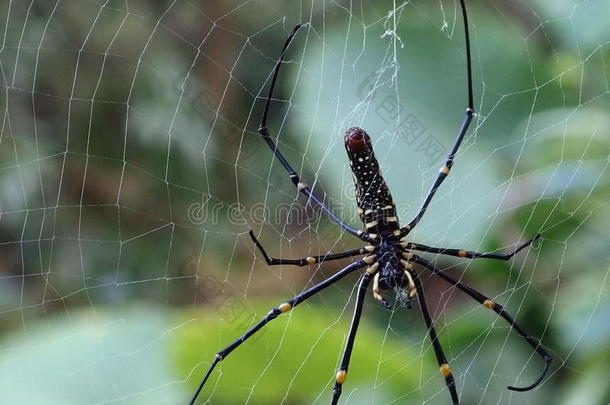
[174,301,437,404]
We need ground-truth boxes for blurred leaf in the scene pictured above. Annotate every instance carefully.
[0,306,183,405]
[175,300,437,404]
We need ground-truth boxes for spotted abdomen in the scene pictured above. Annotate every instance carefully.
[344,127,399,236]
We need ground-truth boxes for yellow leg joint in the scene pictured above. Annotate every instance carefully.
[483,299,495,310]
[458,250,467,258]
[278,302,292,313]
[440,363,452,378]
[402,252,413,260]
[363,254,377,264]
[366,262,380,275]
[305,256,317,265]
[336,370,347,384]
[400,259,413,270]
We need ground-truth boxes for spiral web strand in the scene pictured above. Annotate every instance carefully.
[0,1,609,404]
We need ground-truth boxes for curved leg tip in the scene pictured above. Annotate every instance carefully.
[506,355,552,392]
[507,383,537,392]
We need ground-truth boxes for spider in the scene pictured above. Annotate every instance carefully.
[189,1,552,404]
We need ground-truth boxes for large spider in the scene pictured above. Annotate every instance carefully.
[189,1,552,404]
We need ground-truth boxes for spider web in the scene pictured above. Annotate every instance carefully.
[1,1,609,404]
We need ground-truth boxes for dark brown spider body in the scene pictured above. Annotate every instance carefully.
[344,127,400,238]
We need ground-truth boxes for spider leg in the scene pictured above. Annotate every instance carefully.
[397,0,474,238]
[249,230,372,266]
[372,272,392,309]
[410,270,460,405]
[331,271,373,405]
[258,24,374,243]
[412,255,552,392]
[188,259,368,405]
[400,234,540,261]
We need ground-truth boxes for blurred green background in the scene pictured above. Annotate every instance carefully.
[0,0,609,404]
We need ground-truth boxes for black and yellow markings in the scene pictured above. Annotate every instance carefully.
[458,250,468,258]
[399,259,417,298]
[399,241,416,251]
[483,299,495,310]
[440,363,452,378]
[289,173,299,183]
[305,256,317,265]
[335,369,347,384]
[439,166,450,175]
[401,252,414,260]
[359,205,398,233]
[366,262,380,275]
[278,302,293,313]
[363,254,377,264]
[356,231,377,242]
[400,259,413,270]
[365,220,379,229]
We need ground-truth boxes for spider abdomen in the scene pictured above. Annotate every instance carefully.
[344,127,399,236]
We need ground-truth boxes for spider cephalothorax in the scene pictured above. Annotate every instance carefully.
[370,240,417,309]
[190,3,552,404]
